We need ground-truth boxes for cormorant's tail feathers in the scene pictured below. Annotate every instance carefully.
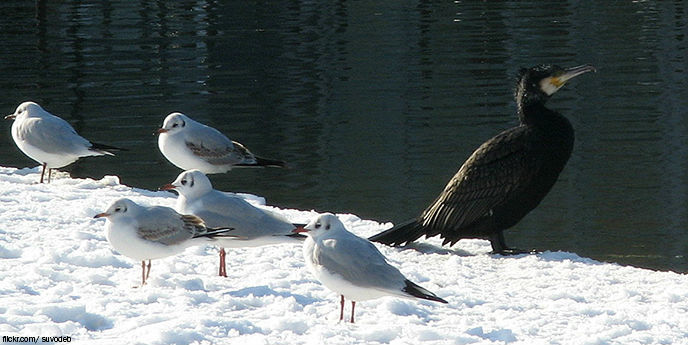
[402,280,447,303]
[368,219,426,246]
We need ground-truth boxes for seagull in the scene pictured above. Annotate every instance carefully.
[156,112,286,174]
[94,198,235,286]
[160,169,305,277]
[297,213,447,323]
[4,101,125,183]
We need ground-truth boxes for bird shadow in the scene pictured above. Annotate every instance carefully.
[380,240,606,268]
[224,285,318,306]
[386,242,476,257]
[528,250,607,266]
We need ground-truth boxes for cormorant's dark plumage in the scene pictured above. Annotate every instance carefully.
[369,64,595,254]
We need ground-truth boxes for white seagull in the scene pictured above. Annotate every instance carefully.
[4,101,124,183]
[94,198,235,286]
[160,169,305,277]
[298,213,447,323]
[156,112,286,174]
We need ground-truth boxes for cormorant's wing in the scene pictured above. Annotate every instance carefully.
[419,125,541,238]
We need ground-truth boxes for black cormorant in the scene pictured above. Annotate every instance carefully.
[369,64,595,254]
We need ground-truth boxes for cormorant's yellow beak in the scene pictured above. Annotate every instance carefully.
[540,64,596,95]
[558,64,596,84]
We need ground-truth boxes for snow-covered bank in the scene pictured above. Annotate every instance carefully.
[0,166,687,345]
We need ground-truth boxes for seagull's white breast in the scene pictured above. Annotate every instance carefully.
[11,118,83,168]
[105,218,189,261]
[303,237,390,302]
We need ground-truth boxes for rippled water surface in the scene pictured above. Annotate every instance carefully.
[1,1,686,272]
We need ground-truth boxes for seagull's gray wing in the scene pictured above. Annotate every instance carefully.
[183,125,250,166]
[228,140,258,165]
[313,234,405,291]
[191,192,295,238]
[15,116,91,154]
[135,206,202,246]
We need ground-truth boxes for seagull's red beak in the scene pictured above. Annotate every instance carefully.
[4,114,16,120]
[155,128,168,135]
[292,225,309,234]
[93,212,109,219]
[159,183,177,191]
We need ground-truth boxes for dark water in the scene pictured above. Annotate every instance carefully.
[1,1,686,272]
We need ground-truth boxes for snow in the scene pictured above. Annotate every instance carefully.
[1,166,687,345]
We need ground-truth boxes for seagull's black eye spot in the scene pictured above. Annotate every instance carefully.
[315,222,321,229]
[325,224,330,230]
[180,120,186,127]
[172,123,179,128]
[181,179,187,186]
[114,207,121,212]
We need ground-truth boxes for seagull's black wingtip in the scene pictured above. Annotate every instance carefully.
[403,280,448,304]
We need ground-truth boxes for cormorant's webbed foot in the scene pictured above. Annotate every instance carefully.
[489,232,538,255]
[491,247,538,256]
